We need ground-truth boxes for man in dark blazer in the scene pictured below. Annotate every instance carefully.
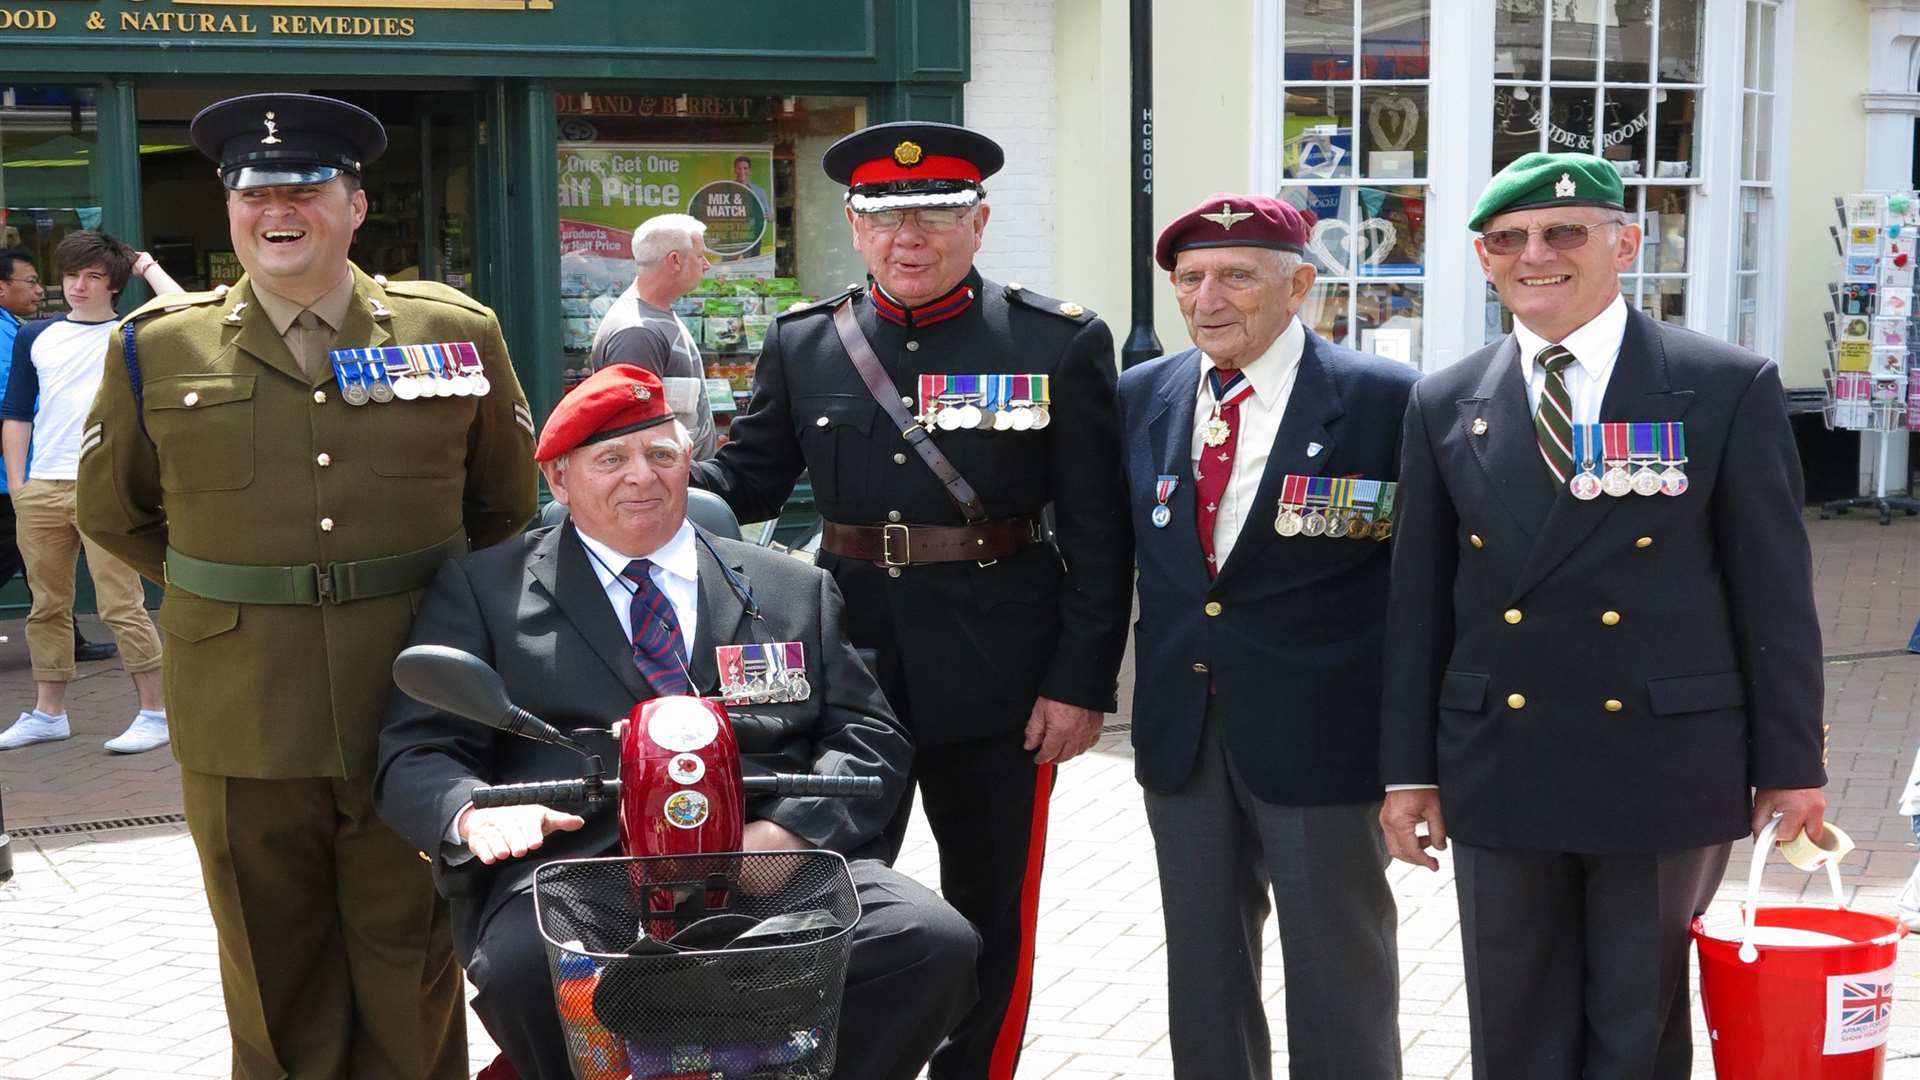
[375,365,979,1080]
[689,121,1132,1080]
[1378,152,1827,1080]
[1119,193,1416,1079]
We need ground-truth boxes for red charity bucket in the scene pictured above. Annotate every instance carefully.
[1693,821,1907,1080]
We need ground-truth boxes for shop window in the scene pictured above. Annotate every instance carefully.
[554,92,868,421]
[1733,0,1779,353]
[1272,0,1431,366]
[0,85,100,316]
[1489,0,1703,335]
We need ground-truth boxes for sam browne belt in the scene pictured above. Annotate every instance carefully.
[821,517,1042,568]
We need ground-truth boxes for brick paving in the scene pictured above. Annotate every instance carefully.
[2,514,1919,1078]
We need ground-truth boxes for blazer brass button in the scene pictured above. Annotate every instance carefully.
[316,453,332,467]
[1205,601,1223,616]
[1192,662,1209,673]
[1503,608,1523,624]
[906,341,920,352]
[320,517,335,532]
[815,415,829,427]
[183,391,200,407]
[1635,536,1653,549]
[887,510,902,522]
[1601,610,1621,626]
[894,453,907,464]
[1604,699,1624,712]
[313,390,328,404]
[1469,534,1484,549]
[1507,693,1526,710]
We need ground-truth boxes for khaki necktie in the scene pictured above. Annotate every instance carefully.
[290,309,331,381]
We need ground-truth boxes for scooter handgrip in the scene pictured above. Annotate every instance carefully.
[743,773,886,798]
[470,779,593,808]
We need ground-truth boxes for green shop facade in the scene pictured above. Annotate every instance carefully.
[0,0,974,427]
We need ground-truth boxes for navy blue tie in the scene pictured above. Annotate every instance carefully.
[622,559,692,696]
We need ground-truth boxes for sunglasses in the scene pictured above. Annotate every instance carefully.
[1479,221,1622,256]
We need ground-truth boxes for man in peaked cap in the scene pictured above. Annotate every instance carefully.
[1120,192,1415,1078]
[77,92,537,1079]
[1378,151,1826,1078]
[376,364,978,1080]
[689,120,1133,1079]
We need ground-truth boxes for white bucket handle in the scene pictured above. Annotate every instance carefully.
[1740,813,1847,964]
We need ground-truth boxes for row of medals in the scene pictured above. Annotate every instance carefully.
[1570,458,1688,500]
[721,668,811,705]
[331,354,490,407]
[922,401,1054,432]
[1275,506,1393,541]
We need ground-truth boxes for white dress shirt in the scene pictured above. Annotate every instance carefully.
[574,519,701,653]
[1191,317,1306,569]
[1513,293,1628,425]
[1385,295,1631,795]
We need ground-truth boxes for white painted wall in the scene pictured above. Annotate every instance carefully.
[967,0,1060,291]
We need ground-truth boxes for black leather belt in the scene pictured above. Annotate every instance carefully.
[821,517,1041,567]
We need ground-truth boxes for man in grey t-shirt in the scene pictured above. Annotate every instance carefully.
[588,213,718,458]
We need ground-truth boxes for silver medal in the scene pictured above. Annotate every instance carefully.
[1151,504,1172,528]
[432,374,456,398]
[783,670,810,702]
[992,408,1015,431]
[367,373,395,403]
[392,375,421,401]
[936,408,963,431]
[1275,508,1303,537]
[1300,510,1327,538]
[1630,467,1662,497]
[341,380,371,407]
[1326,511,1350,538]
[1660,466,1688,497]
[1029,407,1051,430]
[1600,464,1632,498]
[1570,471,1604,501]
[467,373,490,397]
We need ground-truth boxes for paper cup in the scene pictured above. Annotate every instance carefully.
[1776,821,1854,871]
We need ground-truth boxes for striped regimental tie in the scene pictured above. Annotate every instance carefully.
[1532,344,1579,484]
[623,559,693,696]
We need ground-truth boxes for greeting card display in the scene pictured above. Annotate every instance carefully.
[1825,192,1915,433]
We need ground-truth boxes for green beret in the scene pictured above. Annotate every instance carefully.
[1468,152,1627,232]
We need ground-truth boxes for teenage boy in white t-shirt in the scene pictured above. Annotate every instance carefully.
[0,231,181,753]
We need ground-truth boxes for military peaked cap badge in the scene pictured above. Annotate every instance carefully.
[260,111,282,145]
[892,140,924,167]
[1200,203,1254,230]
[1555,172,1577,198]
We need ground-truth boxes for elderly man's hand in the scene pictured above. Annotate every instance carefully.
[1753,787,1827,845]
[1380,788,1448,871]
[1023,696,1104,764]
[458,803,585,865]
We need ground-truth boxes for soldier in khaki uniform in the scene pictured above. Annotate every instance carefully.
[76,94,538,1080]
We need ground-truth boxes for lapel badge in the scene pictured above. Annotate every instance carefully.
[223,301,248,325]
[1307,441,1324,457]
[260,111,282,146]
[1554,172,1576,198]
[369,297,394,319]
[892,140,923,167]
[1471,417,1489,436]
[1200,202,1254,230]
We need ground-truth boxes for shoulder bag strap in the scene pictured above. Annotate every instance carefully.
[829,298,988,524]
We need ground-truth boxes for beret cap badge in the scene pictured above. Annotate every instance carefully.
[1555,172,1577,198]
[892,140,924,167]
[1199,203,1254,230]
[630,385,652,401]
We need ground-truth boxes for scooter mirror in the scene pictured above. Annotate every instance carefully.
[393,645,516,729]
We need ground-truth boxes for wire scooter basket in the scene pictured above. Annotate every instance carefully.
[533,851,860,1080]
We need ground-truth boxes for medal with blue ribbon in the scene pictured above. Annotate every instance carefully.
[329,350,370,407]
[1627,422,1662,496]
[1152,474,1178,528]
[1348,479,1381,540]
[1569,424,1604,500]
[1659,421,1688,496]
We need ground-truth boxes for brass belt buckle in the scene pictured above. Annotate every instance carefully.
[881,523,911,567]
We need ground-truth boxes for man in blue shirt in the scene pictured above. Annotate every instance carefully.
[0,248,115,665]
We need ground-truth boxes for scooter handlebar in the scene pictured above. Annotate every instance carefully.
[470,778,622,809]
[741,773,885,798]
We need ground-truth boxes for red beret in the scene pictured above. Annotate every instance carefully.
[534,364,675,462]
[1155,193,1314,270]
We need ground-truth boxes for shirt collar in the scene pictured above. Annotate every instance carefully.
[1514,294,1629,381]
[869,269,981,328]
[574,518,699,591]
[250,271,357,336]
[1198,316,1305,408]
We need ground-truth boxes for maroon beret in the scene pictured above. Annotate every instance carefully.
[1155,192,1314,270]
[535,364,675,462]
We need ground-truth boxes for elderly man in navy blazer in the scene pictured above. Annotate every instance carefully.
[1117,193,1419,1079]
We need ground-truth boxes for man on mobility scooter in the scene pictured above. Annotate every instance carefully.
[375,364,981,1080]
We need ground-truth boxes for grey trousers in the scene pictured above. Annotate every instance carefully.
[1142,711,1401,1080]
[1453,840,1732,1080]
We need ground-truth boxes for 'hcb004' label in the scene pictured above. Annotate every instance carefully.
[1825,966,1896,1055]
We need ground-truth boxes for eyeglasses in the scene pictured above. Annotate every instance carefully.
[1,276,39,287]
[856,207,970,233]
[1479,221,1623,256]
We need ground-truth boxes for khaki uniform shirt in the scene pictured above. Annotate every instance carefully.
[77,264,538,779]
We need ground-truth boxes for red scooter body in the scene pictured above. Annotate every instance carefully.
[617,695,744,857]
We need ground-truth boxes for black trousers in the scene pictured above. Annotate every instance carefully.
[883,732,1052,1080]
[1453,840,1732,1080]
[466,858,980,1080]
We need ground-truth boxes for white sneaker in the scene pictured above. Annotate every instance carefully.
[104,714,168,754]
[0,711,70,750]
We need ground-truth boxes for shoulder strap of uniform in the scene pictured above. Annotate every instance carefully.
[382,279,490,315]
[124,286,226,323]
[1003,282,1093,323]
[774,284,861,320]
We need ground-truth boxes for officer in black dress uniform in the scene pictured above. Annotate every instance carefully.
[690,121,1133,1080]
